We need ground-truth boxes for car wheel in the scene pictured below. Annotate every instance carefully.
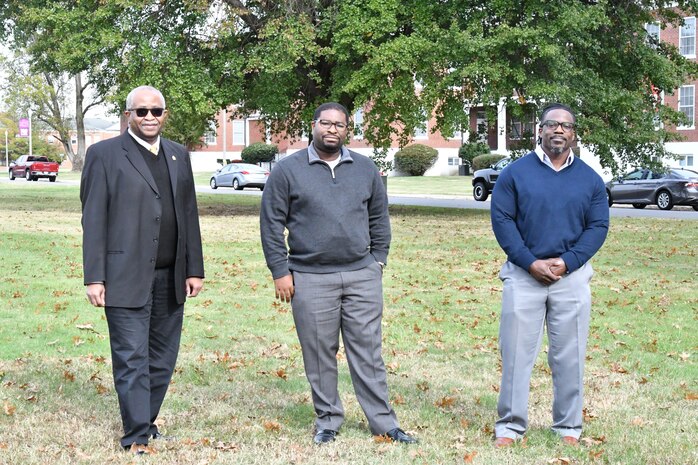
[606,190,613,207]
[49,176,56,183]
[25,171,32,181]
[656,190,673,210]
[210,178,218,189]
[693,206,698,211]
[631,203,646,209]
[32,177,38,181]
[473,182,489,201]
[8,170,15,180]
[233,178,243,190]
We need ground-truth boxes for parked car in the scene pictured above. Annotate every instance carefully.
[9,155,60,182]
[471,157,511,201]
[209,163,269,190]
[605,168,698,211]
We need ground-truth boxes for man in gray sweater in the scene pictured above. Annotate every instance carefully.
[260,102,415,445]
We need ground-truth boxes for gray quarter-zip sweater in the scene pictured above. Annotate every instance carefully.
[260,144,390,279]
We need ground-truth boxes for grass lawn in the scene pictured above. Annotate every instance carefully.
[62,169,475,196]
[0,181,696,465]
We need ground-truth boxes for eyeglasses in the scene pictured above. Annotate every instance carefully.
[314,119,348,130]
[129,108,165,118]
[540,120,576,131]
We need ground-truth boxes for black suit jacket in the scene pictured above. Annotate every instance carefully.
[81,132,204,308]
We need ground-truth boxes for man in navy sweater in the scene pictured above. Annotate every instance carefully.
[260,102,416,445]
[490,103,609,447]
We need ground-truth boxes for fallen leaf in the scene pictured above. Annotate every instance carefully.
[460,418,470,429]
[373,434,393,444]
[631,416,645,427]
[392,393,405,405]
[214,441,240,452]
[435,396,456,408]
[63,371,76,382]
[463,450,478,463]
[275,368,288,380]
[263,421,281,432]
[3,402,15,416]
[589,448,605,459]
[547,458,571,465]
[413,324,421,334]
[685,391,698,401]
[416,382,430,392]
[96,384,109,395]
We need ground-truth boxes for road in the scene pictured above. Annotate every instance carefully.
[3,177,696,219]
[193,186,698,219]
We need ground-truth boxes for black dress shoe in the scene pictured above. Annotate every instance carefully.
[385,428,418,444]
[313,429,338,444]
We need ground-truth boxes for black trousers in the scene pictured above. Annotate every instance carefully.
[105,267,183,448]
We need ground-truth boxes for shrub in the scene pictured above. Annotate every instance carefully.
[472,153,507,171]
[458,141,490,167]
[241,143,278,165]
[394,144,438,176]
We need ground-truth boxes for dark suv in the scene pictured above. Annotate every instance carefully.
[472,157,510,201]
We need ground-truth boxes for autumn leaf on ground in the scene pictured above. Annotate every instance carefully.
[263,421,281,432]
[63,371,76,382]
[413,323,421,334]
[95,384,109,395]
[214,441,240,452]
[373,434,393,444]
[392,393,405,405]
[547,458,571,465]
[0,442,7,449]
[685,391,698,401]
[581,436,606,447]
[275,368,288,380]
[631,416,646,427]
[463,451,478,463]
[435,396,456,408]
[610,363,628,374]
[589,449,605,460]
[72,336,84,346]
[3,401,15,416]
[416,381,430,392]
[460,418,470,429]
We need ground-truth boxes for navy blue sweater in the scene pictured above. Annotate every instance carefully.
[491,152,609,273]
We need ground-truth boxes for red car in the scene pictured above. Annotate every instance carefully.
[8,155,59,182]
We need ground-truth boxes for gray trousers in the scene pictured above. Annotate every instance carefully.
[495,261,593,440]
[105,267,183,448]
[291,262,398,434]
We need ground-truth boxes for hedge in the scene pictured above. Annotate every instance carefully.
[472,153,507,171]
[394,144,438,176]
[241,142,278,164]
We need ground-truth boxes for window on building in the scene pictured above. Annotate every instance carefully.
[353,109,364,139]
[447,157,462,166]
[678,154,695,167]
[204,129,216,145]
[680,17,696,56]
[476,111,488,143]
[413,118,429,139]
[232,120,245,145]
[510,116,536,140]
[679,85,695,128]
[645,22,660,47]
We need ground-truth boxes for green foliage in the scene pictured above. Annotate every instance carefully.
[458,141,490,167]
[3,1,698,173]
[472,153,507,171]
[370,148,393,174]
[241,142,279,165]
[0,113,61,163]
[394,144,438,176]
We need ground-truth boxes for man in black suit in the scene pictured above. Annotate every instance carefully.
[81,85,204,455]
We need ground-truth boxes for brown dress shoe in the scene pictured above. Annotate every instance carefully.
[561,436,579,446]
[494,437,515,448]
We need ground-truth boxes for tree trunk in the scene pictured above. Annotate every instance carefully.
[73,74,86,172]
[44,73,77,167]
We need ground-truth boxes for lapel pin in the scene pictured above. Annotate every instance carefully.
[172,155,176,161]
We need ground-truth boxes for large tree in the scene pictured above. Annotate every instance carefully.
[4,0,698,173]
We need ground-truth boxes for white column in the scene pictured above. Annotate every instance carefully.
[222,108,227,161]
[496,98,507,154]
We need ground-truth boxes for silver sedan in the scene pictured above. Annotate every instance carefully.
[209,163,270,191]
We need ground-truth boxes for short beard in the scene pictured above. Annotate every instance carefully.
[549,146,565,156]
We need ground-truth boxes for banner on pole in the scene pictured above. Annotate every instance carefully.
[18,118,29,137]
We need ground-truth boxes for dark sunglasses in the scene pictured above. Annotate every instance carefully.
[129,108,165,117]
